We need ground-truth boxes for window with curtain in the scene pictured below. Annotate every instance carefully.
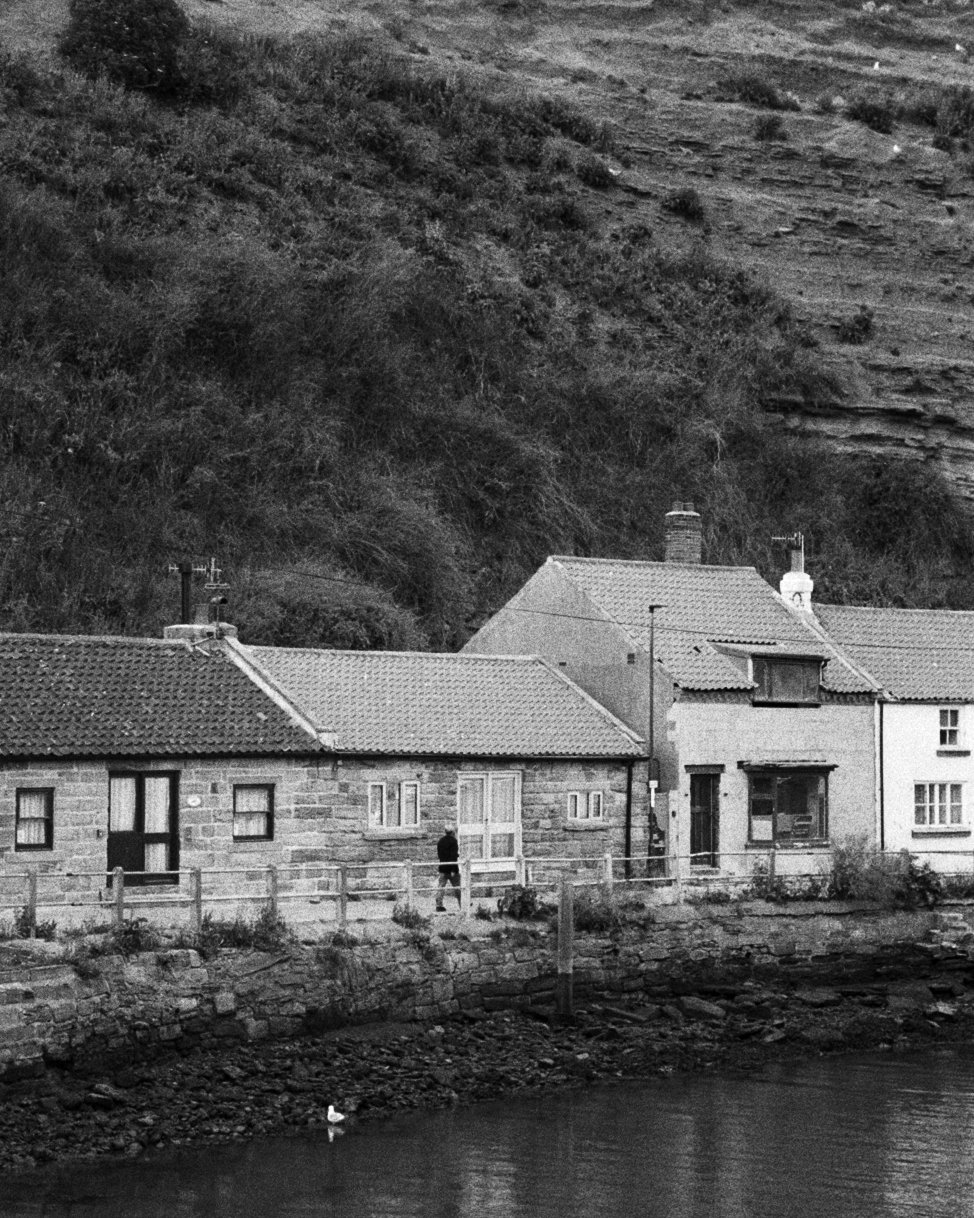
[15,789,53,850]
[233,785,274,840]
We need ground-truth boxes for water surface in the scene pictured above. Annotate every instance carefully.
[6,1050,974,1218]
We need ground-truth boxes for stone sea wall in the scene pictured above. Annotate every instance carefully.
[1,901,971,1082]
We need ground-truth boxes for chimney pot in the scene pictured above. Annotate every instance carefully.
[664,503,703,564]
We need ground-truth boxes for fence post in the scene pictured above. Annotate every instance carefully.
[515,854,525,887]
[603,850,614,890]
[555,873,574,1021]
[267,864,278,919]
[404,859,414,908]
[191,867,203,935]
[768,847,777,890]
[461,857,472,917]
[113,866,125,929]
[672,850,683,904]
[26,870,37,939]
[338,865,348,931]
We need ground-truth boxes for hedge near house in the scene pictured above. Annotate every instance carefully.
[58,0,189,94]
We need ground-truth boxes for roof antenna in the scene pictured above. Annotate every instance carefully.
[771,531,805,573]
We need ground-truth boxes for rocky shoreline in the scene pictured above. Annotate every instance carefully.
[3,968,974,1180]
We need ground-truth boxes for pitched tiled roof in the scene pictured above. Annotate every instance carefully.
[0,634,321,759]
[241,648,644,757]
[549,558,875,694]
[815,605,974,701]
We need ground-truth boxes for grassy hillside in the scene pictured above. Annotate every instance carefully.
[1,20,972,647]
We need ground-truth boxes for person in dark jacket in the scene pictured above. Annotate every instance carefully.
[435,826,461,912]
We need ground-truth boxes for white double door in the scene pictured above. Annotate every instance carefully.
[457,772,521,868]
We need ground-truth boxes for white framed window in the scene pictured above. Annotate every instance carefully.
[940,708,960,747]
[915,782,963,827]
[368,781,421,829]
[368,782,387,826]
[568,791,604,820]
[233,784,274,840]
[400,781,420,828]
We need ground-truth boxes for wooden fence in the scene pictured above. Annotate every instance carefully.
[1,845,971,937]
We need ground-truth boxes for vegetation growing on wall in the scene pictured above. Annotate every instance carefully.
[1,26,972,648]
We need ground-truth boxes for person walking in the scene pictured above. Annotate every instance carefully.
[435,825,462,912]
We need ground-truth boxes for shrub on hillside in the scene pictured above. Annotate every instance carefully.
[718,71,800,112]
[845,93,895,133]
[836,305,874,345]
[661,185,705,222]
[58,0,189,94]
[753,113,786,142]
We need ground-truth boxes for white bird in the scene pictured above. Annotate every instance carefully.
[327,1104,346,1124]
[873,61,881,71]
[892,144,902,154]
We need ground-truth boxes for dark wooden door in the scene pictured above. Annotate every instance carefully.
[107,773,179,886]
[690,773,719,868]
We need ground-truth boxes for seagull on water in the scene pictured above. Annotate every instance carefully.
[327,1104,346,1124]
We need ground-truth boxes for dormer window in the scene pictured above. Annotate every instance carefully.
[752,657,821,705]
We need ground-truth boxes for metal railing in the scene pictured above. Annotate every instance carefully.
[2,845,973,937]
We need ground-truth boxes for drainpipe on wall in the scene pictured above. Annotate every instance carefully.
[878,699,885,851]
[624,761,633,880]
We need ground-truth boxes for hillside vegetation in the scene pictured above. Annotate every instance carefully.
[1,17,973,647]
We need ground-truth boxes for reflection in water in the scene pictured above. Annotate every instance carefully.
[8,1050,974,1218]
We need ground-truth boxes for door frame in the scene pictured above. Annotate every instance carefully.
[456,771,523,872]
[688,766,722,869]
[107,770,180,886]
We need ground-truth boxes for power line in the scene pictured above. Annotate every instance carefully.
[502,604,974,655]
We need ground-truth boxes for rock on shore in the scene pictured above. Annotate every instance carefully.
[2,972,973,1179]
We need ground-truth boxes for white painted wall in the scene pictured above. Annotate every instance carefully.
[672,698,876,876]
[882,703,974,870]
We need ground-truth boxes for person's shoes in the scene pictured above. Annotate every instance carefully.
[435,906,445,913]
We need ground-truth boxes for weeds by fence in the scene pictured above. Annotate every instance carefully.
[2,843,974,940]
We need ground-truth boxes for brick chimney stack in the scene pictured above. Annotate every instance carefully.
[664,501,702,564]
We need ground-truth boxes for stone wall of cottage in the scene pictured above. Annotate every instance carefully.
[0,902,970,1082]
[0,757,647,928]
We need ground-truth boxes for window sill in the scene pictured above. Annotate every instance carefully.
[363,828,427,841]
[745,840,831,850]
[936,749,970,757]
[912,828,971,837]
[751,701,821,709]
[565,820,609,832]
[232,837,274,847]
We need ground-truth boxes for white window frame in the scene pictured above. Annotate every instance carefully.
[400,781,421,828]
[914,781,964,828]
[368,781,422,830]
[567,791,605,821]
[368,782,387,827]
[940,708,961,748]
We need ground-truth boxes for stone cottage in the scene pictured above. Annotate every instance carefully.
[0,630,647,923]
[0,631,331,917]
[230,643,648,885]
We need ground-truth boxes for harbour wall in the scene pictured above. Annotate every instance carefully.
[1,901,971,1082]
